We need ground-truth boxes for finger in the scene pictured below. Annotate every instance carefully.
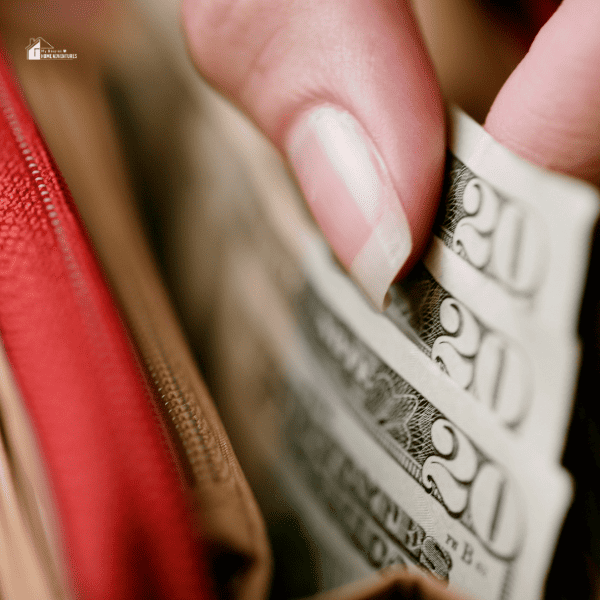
[485,0,600,184]
[181,0,445,309]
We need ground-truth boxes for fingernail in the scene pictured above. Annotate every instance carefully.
[286,105,412,310]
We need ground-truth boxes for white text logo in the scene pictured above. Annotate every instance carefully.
[26,38,77,61]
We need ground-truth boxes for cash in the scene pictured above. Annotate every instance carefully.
[384,107,599,458]
[219,106,599,600]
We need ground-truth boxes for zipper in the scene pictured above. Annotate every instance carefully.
[129,299,230,488]
[0,54,212,600]
[0,50,227,492]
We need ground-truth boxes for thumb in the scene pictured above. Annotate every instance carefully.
[181,0,445,309]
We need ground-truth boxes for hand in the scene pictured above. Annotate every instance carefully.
[181,0,600,309]
[485,0,600,185]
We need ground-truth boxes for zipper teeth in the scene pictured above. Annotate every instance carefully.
[0,81,111,376]
[0,82,70,600]
[2,79,228,491]
[130,298,229,485]
[0,85,87,300]
[149,356,227,483]
[0,82,146,502]
[1,67,225,600]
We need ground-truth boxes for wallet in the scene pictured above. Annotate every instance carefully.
[0,38,520,600]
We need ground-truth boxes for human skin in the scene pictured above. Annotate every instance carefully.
[181,0,600,307]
